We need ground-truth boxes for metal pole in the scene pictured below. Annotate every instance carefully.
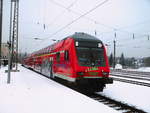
[0,0,3,68]
[15,0,19,70]
[7,0,13,84]
[113,32,116,69]
[11,1,16,69]
[11,0,19,71]
[113,40,116,69]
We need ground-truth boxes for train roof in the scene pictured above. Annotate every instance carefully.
[69,32,102,42]
[27,33,103,57]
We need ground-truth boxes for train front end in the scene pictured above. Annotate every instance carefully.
[72,33,113,92]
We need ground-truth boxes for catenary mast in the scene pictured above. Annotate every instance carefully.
[7,0,19,83]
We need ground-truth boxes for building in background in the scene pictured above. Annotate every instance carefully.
[1,43,8,66]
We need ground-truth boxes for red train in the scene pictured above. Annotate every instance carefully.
[23,32,113,92]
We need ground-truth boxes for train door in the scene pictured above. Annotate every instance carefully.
[41,57,54,78]
[41,58,49,76]
[61,50,73,80]
[49,57,54,79]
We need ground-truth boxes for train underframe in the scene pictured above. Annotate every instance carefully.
[74,77,113,92]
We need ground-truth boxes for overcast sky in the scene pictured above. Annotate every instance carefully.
[2,0,150,58]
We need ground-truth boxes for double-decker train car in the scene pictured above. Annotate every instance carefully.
[23,32,113,92]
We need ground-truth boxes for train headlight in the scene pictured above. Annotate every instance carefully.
[102,72,109,76]
[75,41,79,46]
[98,43,102,48]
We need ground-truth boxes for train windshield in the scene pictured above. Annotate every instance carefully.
[76,47,106,67]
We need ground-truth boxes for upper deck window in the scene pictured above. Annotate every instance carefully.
[56,52,60,62]
[64,50,69,61]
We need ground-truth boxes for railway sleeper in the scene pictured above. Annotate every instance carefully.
[113,106,122,110]
[122,109,132,113]
[97,99,107,102]
[109,104,120,107]
[103,101,111,104]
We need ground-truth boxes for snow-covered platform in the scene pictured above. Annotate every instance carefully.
[0,65,119,113]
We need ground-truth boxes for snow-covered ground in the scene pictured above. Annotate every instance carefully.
[0,65,119,113]
[134,67,150,72]
[99,80,150,113]
[113,64,150,72]
[102,66,150,112]
[1,65,150,113]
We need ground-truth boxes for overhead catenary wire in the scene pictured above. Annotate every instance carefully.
[22,0,150,45]
[23,0,150,54]
[42,0,109,41]
[117,18,150,30]
[47,0,150,42]
[46,0,78,28]
[48,0,114,30]
[17,0,150,48]
[26,0,78,38]
[104,36,150,51]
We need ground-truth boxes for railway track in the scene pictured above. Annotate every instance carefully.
[61,80,148,113]
[63,82,148,113]
[24,66,148,113]
[110,69,150,87]
[51,77,148,113]
[111,72,150,78]
[112,77,150,87]
[86,93,147,113]
[111,73,150,81]
[111,69,150,76]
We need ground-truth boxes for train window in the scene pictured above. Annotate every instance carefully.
[56,52,60,62]
[76,47,106,67]
[64,50,69,61]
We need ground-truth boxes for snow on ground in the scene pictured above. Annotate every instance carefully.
[122,67,150,72]
[0,65,119,113]
[98,81,150,113]
[111,64,150,73]
[108,66,150,112]
[137,67,150,72]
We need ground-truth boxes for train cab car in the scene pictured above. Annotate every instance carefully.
[23,32,113,92]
